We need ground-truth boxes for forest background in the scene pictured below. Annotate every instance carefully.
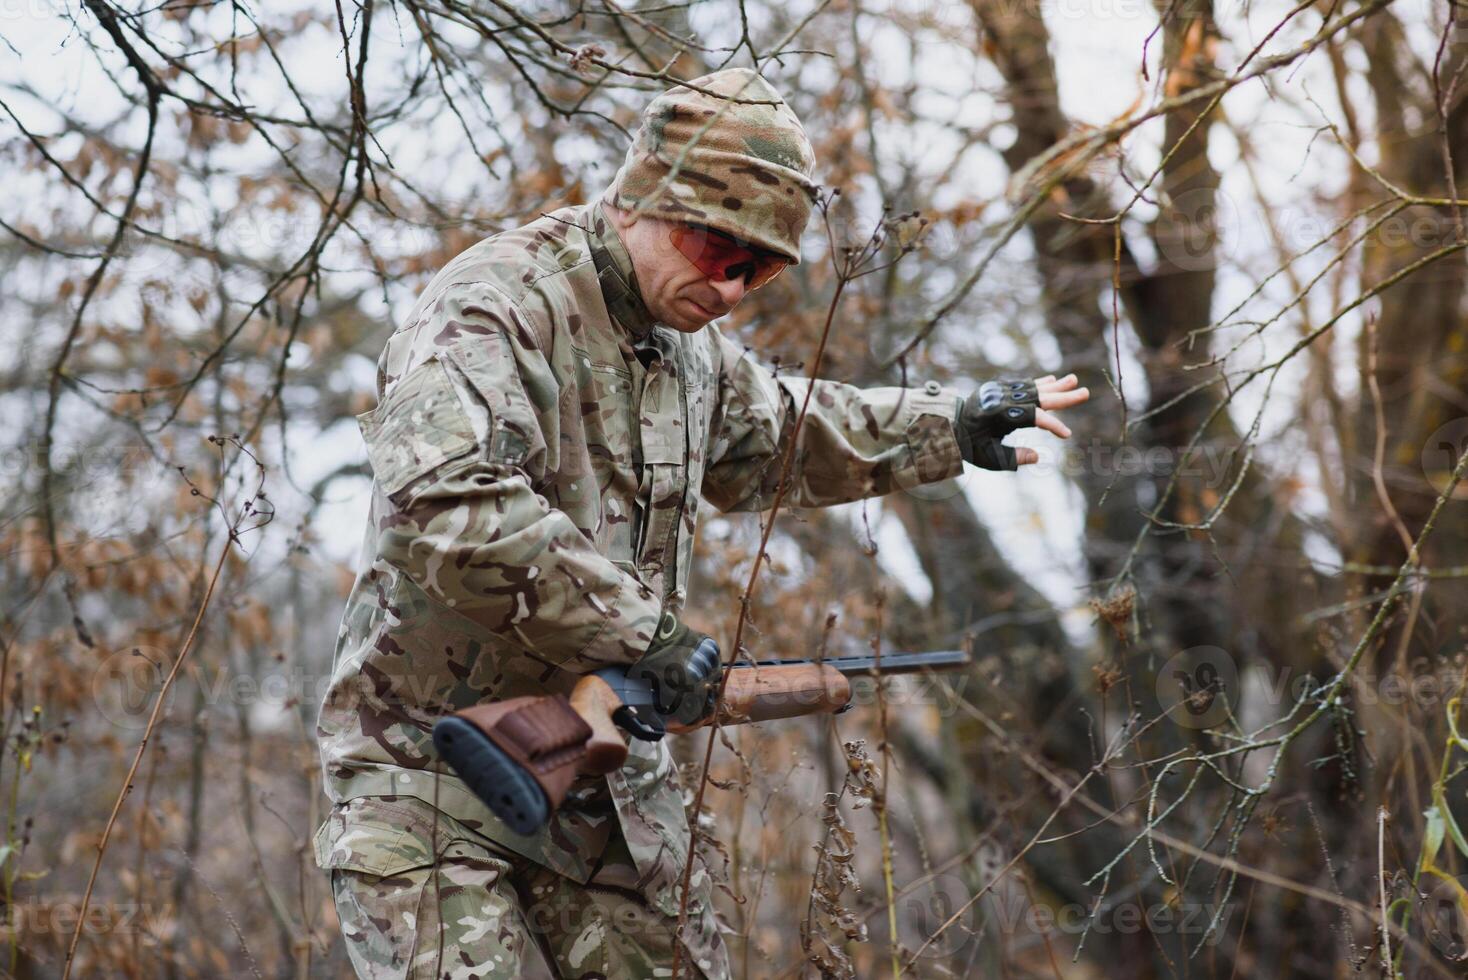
[1,0,1467,976]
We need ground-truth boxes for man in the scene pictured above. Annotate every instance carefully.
[314,67,1088,979]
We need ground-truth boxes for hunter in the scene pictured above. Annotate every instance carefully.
[314,67,1089,979]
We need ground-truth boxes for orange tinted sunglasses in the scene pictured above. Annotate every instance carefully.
[668,224,790,291]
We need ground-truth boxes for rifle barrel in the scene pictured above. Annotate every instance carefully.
[749,649,969,677]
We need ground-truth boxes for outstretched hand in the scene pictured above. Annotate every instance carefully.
[954,373,1091,471]
[1014,373,1090,466]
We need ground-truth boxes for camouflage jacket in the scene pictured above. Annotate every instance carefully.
[313,201,964,956]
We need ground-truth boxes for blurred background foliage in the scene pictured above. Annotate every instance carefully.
[1,0,1466,975]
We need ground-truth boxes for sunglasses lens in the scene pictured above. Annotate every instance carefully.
[748,258,787,289]
[672,225,788,290]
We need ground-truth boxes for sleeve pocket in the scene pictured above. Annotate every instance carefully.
[357,357,477,502]
[441,339,539,468]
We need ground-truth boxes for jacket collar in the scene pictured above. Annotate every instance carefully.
[587,201,658,340]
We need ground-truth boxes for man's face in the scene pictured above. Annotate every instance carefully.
[609,208,785,333]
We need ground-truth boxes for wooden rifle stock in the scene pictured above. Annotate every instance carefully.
[687,661,852,728]
[567,663,852,775]
[431,648,967,833]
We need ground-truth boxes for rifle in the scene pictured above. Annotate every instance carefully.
[432,649,969,834]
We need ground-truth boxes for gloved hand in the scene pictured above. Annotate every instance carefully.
[955,379,1038,471]
[626,611,722,727]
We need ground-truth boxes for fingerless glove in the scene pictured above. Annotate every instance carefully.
[954,379,1038,471]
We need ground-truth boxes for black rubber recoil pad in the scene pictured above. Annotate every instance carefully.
[432,716,549,836]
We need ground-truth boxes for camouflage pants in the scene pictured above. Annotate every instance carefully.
[328,798,727,980]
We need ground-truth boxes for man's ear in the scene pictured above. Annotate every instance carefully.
[606,203,638,230]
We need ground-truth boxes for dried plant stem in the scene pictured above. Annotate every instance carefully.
[1378,806,1395,979]
[871,597,900,979]
[671,272,849,979]
[876,768,900,979]
[61,535,234,979]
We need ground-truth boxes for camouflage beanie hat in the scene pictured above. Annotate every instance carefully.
[602,67,819,263]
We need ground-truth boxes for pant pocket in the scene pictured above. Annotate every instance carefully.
[324,797,530,979]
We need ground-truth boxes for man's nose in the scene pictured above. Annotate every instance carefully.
[710,275,748,309]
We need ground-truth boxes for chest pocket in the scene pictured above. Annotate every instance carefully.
[635,357,688,598]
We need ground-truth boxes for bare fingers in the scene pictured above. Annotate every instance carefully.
[1035,373,1079,391]
[1034,407,1072,439]
[1012,375,1086,463]
[1039,387,1091,411]
[1035,373,1090,411]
